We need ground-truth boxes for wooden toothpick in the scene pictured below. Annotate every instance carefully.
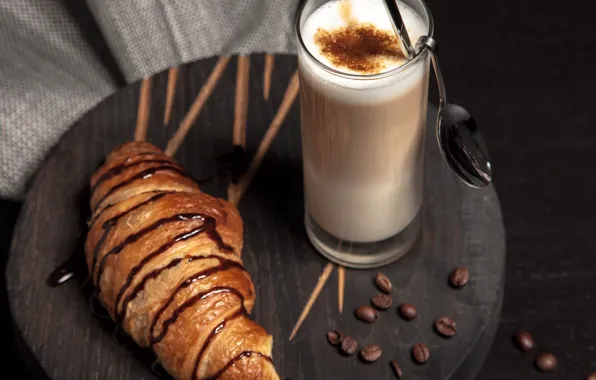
[134,77,153,141]
[338,266,345,314]
[163,67,180,126]
[165,56,230,157]
[231,70,299,205]
[289,262,335,341]
[263,54,274,100]
[233,55,250,147]
[228,55,251,201]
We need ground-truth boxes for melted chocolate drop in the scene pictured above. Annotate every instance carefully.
[46,254,86,287]
[203,351,273,380]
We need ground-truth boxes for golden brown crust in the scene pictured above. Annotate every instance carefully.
[84,141,279,380]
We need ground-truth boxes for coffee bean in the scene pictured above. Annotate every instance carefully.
[340,336,358,356]
[360,344,382,362]
[514,330,534,352]
[375,272,392,294]
[390,360,403,378]
[449,267,470,288]
[535,352,557,372]
[355,305,379,323]
[371,293,392,310]
[586,373,596,380]
[435,316,457,337]
[398,303,417,321]
[412,343,430,364]
[327,330,344,346]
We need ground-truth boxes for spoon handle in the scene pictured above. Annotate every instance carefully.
[382,0,416,58]
[417,36,447,111]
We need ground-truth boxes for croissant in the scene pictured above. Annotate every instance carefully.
[84,141,280,380]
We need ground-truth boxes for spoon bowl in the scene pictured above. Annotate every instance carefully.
[439,103,492,187]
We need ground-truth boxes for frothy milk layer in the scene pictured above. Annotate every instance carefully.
[303,0,427,73]
[300,0,429,102]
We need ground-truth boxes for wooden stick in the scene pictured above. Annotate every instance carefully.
[163,67,179,125]
[338,266,345,314]
[289,262,335,341]
[263,54,274,100]
[165,56,230,156]
[230,70,299,205]
[233,55,250,147]
[135,77,152,141]
[228,55,251,201]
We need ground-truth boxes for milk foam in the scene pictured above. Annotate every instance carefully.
[299,0,430,101]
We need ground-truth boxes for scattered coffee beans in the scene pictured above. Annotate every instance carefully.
[375,272,392,294]
[341,336,358,356]
[435,316,457,338]
[398,303,418,321]
[327,330,344,346]
[449,267,470,288]
[371,293,392,310]
[360,344,382,363]
[535,352,557,372]
[355,305,379,323]
[586,373,596,380]
[514,330,534,352]
[390,360,403,378]
[412,343,430,364]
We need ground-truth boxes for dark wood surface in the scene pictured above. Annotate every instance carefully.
[6,55,505,380]
[3,0,596,377]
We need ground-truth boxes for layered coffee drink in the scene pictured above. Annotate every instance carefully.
[296,0,432,267]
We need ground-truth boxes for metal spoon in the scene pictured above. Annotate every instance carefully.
[383,0,417,58]
[381,2,492,187]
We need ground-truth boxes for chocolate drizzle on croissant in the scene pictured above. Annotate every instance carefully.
[94,166,191,210]
[84,141,279,380]
[115,255,236,325]
[90,158,182,194]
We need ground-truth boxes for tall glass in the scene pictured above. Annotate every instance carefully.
[296,0,434,268]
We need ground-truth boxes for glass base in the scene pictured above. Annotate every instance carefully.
[305,210,422,269]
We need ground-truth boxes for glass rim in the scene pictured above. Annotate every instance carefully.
[295,0,435,80]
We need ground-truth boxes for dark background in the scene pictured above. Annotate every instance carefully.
[1,0,595,378]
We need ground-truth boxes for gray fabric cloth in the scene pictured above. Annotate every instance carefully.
[0,0,298,199]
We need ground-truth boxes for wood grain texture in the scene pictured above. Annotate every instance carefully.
[6,55,505,380]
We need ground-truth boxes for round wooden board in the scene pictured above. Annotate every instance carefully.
[7,55,505,380]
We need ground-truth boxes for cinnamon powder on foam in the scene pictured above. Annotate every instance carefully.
[314,1,405,74]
